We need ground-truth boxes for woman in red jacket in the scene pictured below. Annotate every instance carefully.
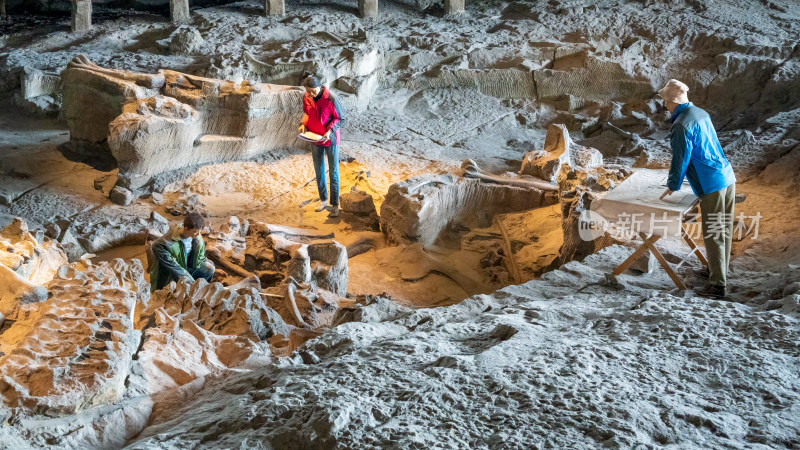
[299,75,347,217]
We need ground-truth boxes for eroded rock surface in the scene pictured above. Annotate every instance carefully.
[0,228,303,447]
[13,67,62,117]
[125,245,800,449]
[129,277,290,398]
[0,1,798,447]
[0,259,147,414]
[381,174,558,247]
[245,28,383,111]
[61,56,304,190]
[521,123,603,184]
[0,219,67,320]
[339,188,380,231]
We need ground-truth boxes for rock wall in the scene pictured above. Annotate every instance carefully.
[398,49,653,103]
[535,50,655,103]
[6,0,449,13]
[403,68,537,99]
[245,30,383,111]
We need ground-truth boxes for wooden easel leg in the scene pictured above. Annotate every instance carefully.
[639,232,687,290]
[612,234,661,276]
[681,224,708,267]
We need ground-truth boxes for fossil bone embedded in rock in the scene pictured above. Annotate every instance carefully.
[380,174,559,247]
[0,259,148,414]
[60,56,305,190]
[521,123,603,184]
[0,219,67,319]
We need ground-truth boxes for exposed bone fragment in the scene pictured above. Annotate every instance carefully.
[461,159,558,191]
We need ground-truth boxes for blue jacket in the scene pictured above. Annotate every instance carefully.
[667,103,736,196]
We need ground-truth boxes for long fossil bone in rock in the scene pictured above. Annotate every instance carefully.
[61,56,305,190]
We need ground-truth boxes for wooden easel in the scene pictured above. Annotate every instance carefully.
[610,204,707,290]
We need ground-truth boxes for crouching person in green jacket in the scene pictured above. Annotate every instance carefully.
[149,212,215,291]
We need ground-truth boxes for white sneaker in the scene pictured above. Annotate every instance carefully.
[330,206,340,217]
[315,201,328,212]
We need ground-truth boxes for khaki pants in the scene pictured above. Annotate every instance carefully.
[700,184,735,286]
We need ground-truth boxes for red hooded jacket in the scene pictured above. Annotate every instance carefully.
[302,87,344,147]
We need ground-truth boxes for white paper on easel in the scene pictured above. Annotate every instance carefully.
[590,168,698,238]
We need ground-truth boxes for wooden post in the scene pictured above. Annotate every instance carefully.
[170,0,191,23]
[445,0,464,14]
[265,0,285,16]
[358,0,378,18]
[71,0,92,33]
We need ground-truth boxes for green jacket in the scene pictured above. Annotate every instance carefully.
[149,225,207,291]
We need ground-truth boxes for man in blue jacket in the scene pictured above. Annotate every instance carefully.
[659,79,736,299]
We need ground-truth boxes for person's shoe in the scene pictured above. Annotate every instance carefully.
[329,206,340,217]
[315,201,328,212]
[694,283,726,299]
[692,267,710,279]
